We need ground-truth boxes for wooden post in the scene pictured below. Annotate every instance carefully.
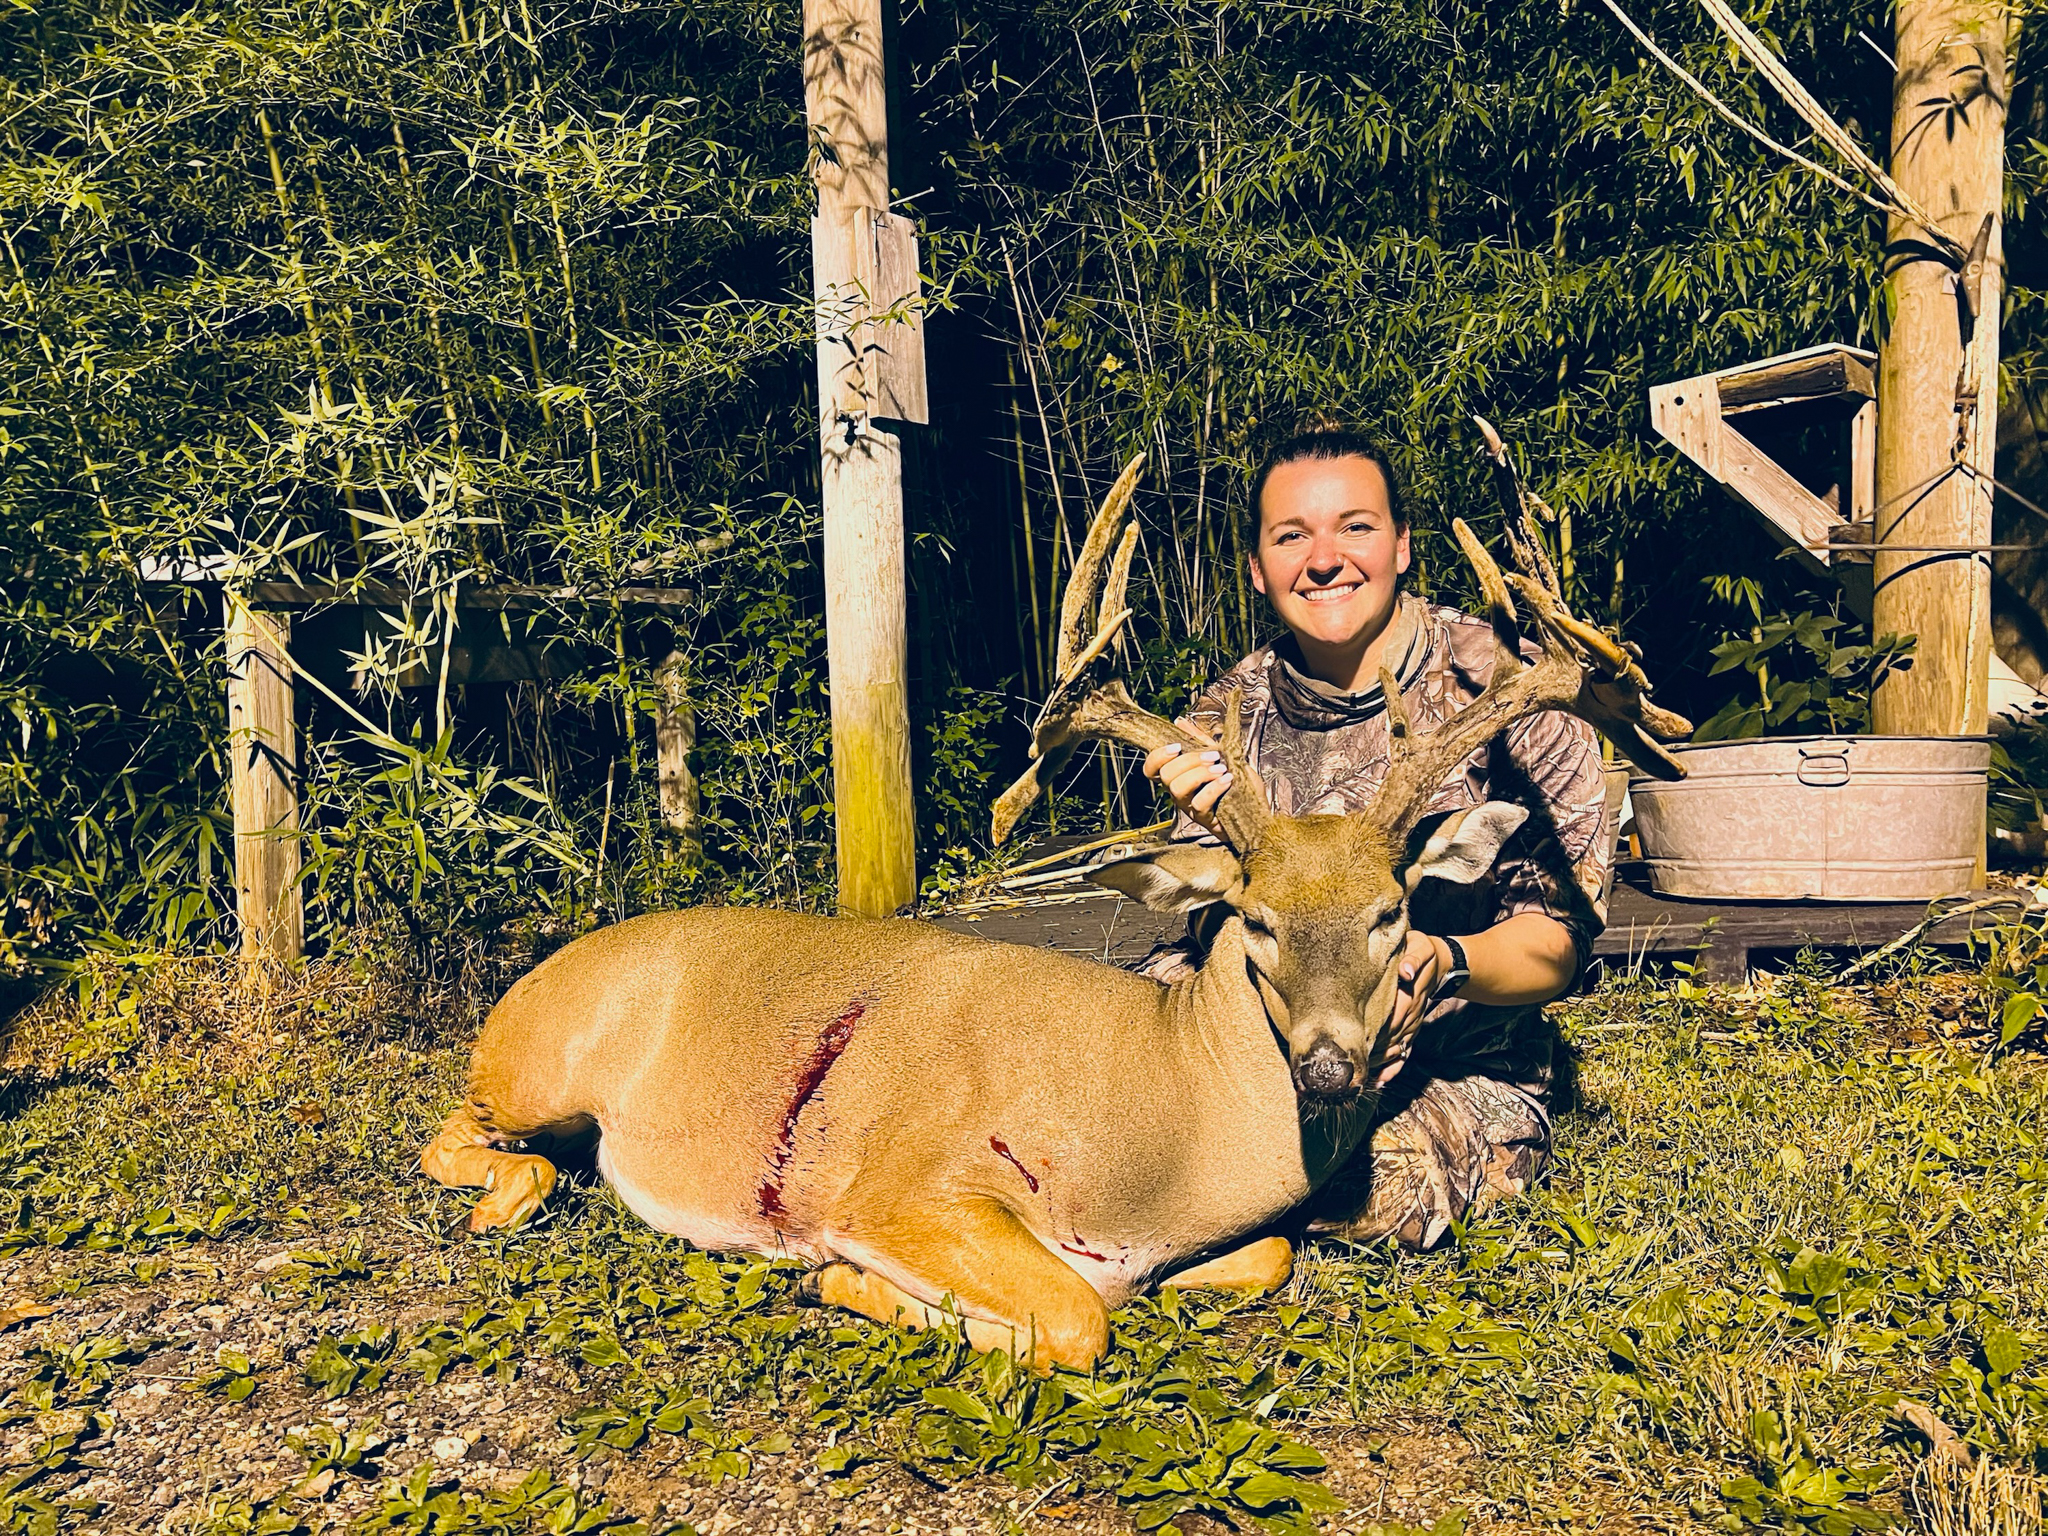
[803,0,927,917]
[225,597,303,962]
[1871,0,2007,738]
[654,649,701,862]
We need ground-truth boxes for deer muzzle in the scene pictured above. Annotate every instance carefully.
[1293,1039,1359,1100]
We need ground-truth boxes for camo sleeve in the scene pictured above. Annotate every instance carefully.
[1487,707,1615,972]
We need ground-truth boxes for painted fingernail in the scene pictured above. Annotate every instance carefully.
[1202,750,1222,762]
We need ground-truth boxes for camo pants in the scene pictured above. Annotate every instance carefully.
[1297,1070,1551,1250]
[1134,941,1553,1251]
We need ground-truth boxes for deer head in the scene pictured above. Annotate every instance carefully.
[992,427,1691,1105]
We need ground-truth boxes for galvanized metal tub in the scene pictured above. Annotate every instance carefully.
[1628,736,1989,902]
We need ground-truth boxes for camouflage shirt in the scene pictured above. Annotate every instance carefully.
[1160,594,1618,1091]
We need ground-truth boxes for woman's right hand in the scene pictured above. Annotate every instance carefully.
[1142,741,1234,832]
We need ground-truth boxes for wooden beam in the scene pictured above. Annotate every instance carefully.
[225,597,303,963]
[805,0,921,918]
[1871,0,2006,740]
[144,573,693,613]
[1716,346,1876,413]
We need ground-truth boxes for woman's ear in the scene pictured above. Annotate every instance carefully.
[1248,550,1268,597]
[1394,523,1412,577]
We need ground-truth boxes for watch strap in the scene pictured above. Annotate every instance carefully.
[1440,935,1471,997]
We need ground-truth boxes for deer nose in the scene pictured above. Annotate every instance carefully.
[1293,1041,1356,1099]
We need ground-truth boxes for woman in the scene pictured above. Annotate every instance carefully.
[1140,425,1613,1249]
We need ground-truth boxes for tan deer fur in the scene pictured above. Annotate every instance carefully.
[423,429,1689,1372]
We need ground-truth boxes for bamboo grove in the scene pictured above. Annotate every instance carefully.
[4,0,2047,970]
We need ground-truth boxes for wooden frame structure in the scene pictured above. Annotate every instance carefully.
[1649,343,1878,617]
[147,565,698,963]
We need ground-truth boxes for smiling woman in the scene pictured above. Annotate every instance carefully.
[1139,424,1613,1250]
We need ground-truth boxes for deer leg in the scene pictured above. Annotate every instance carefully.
[1158,1235,1293,1294]
[802,1200,1110,1372]
[420,1107,560,1232]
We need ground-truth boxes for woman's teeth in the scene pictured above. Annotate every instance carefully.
[1300,584,1359,603]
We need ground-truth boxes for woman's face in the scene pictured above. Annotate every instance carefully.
[1249,454,1410,652]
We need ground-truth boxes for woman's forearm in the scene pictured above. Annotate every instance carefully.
[1439,911,1579,1007]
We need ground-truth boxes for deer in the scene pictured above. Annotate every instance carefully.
[420,422,1692,1372]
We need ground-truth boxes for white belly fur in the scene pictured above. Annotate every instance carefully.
[596,1138,824,1262]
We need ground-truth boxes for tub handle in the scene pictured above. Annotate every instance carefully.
[1796,747,1852,788]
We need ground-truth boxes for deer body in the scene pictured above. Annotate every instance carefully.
[450,906,1361,1306]
[426,432,1691,1371]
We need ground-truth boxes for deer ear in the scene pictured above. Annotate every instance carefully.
[1090,845,1245,912]
[1402,802,1528,890]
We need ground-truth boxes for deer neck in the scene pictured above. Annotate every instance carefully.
[1162,915,1376,1193]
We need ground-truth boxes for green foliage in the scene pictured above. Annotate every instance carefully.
[0,1415,110,1536]
[302,1324,398,1398]
[194,1348,258,1403]
[350,1467,661,1536]
[8,959,2048,1526]
[287,1423,388,1484]
[13,1334,148,1410]
[1716,1406,1889,1535]
[1693,581,1916,740]
[11,0,2042,954]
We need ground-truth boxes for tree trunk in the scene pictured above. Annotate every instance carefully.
[1871,0,2008,741]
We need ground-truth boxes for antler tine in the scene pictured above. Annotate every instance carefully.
[1099,522,1139,657]
[1453,517,1524,687]
[1055,454,1146,679]
[1212,686,1273,850]
[992,456,1273,851]
[1472,413,1561,596]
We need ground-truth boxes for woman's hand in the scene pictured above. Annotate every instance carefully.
[1141,741,1234,831]
[1378,931,1453,1088]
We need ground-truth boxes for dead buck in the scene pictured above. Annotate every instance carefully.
[422,423,1690,1371]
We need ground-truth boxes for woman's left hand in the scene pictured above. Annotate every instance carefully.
[1378,931,1452,1088]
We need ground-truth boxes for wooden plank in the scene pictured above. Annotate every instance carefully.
[866,209,929,426]
[225,597,303,963]
[1648,375,1723,480]
[1717,421,1839,580]
[1717,345,1877,412]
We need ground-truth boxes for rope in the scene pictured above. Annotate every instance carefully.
[1689,0,1966,261]
[1597,0,1969,263]
[1594,0,1890,213]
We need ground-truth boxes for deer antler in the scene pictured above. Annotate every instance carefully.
[1364,419,1691,839]
[991,456,1272,852]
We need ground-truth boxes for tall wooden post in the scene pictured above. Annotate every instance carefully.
[226,596,303,962]
[803,0,927,917]
[1871,0,2008,738]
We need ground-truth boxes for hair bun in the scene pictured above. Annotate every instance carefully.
[1293,408,1353,436]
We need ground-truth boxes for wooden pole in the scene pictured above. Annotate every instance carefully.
[225,597,303,962]
[654,649,701,863]
[803,0,925,917]
[1871,0,2008,739]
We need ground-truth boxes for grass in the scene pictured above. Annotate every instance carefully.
[0,949,2045,1536]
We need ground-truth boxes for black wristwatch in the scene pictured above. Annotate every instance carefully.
[1438,935,1471,998]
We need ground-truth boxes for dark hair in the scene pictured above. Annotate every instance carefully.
[1244,427,1406,549]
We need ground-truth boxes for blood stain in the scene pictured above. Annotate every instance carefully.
[1059,1239,1109,1262]
[988,1136,1039,1193]
[757,998,867,1222]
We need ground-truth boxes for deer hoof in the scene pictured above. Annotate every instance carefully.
[795,1264,851,1307]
